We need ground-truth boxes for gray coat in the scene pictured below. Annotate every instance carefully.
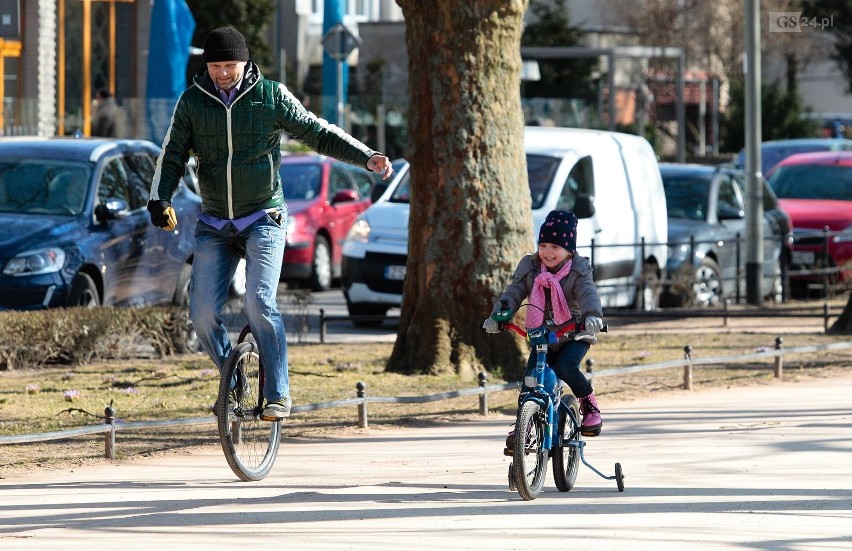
[491,254,603,347]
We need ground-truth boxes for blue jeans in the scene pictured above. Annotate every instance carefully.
[526,340,593,399]
[189,215,289,403]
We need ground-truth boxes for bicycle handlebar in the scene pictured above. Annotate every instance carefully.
[499,321,608,338]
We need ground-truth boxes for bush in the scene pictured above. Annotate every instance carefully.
[0,306,193,371]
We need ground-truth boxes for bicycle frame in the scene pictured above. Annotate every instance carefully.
[504,322,578,451]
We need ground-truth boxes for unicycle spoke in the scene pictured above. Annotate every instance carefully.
[217,341,281,481]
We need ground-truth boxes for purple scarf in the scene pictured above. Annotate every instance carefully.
[526,259,573,328]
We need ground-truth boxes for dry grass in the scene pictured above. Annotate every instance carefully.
[1,329,851,476]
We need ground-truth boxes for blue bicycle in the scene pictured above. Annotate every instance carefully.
[496,314,624,500]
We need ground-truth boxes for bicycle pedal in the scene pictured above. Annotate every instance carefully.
[580,427,601,437]
[503,447,513,457]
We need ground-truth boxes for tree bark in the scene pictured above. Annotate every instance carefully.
[390,0,531,377]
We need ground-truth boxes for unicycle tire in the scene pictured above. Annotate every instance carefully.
[511,400,548,500]
[216,341,281,481]
[553,395,581,492]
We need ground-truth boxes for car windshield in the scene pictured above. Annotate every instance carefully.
[662,174,710,221]
[527,154,561,209]
[389,174,411,203]
[768,165,852,201]
[0,159,91,215]
[281,163,322,200]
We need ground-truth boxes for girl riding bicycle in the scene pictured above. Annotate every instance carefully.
[482,210,605,439]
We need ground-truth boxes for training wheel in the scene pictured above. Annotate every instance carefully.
[615,462,625,492]
[508,463,516,492]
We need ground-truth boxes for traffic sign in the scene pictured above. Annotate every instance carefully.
[322,23,361,61]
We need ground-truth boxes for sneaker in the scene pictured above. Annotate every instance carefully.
[261,398,291,421]
[579,391,602,437]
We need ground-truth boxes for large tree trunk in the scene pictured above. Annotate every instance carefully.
[389,0,532,378]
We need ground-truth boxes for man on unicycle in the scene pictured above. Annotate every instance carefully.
[147,26,393,420]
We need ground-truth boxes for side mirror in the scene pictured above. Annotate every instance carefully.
[573,194,595,219]
[369,183,388,203]
[94,198,130,222]
[717,207,744,221]
[330,189,359,205]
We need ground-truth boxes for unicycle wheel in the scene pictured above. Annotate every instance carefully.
[615,462,625,492]
[217,341,281,481]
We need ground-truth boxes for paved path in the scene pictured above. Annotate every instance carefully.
[2,377,851,550]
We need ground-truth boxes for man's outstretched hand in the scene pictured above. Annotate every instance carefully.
[147,200,177,231]
[367,155,394,180]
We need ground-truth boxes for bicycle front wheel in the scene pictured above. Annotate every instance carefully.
[217,341,281,481]
[511,400,548,500]
[553,395,581,492]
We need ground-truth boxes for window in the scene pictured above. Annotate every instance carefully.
[124,153,157,210]
[98,157,132,208]
[556,155,594,213]
[309,0,375,23]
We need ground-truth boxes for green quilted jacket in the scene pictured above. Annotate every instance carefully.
[150,62,377,219]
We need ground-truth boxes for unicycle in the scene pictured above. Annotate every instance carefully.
[216,324,281,481]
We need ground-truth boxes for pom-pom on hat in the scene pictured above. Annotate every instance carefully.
[203,27,249,63]
[538,210,578,253]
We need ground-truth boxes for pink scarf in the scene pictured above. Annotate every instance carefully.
[526,259,573,328]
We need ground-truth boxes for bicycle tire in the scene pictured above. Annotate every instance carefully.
[511,400,548,500]
[216,341,281,481]
[553,395,581,492]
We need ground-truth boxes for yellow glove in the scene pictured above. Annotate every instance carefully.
[147,200,177,231]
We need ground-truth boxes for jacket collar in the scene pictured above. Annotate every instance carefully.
[194,61,262,98]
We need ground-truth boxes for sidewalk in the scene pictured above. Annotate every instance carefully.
[2,376,851,550]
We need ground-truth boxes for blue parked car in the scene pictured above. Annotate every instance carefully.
[0,137,201,310]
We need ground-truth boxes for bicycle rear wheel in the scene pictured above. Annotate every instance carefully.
[511,400,548,500]
[553,395,581,492]
[217,341,281,481]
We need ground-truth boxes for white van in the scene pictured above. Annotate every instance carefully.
[341,127,667,323]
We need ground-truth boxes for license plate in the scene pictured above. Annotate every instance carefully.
[792,250,815,265]
[384,265,407,280]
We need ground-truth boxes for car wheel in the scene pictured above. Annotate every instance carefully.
[309,235,332,292]
[68,273,100,308]
[765,258,784,303]
[347,303,389,327]
[692,257,723,306]
[633,261,661,311]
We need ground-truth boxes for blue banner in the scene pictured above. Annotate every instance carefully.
[146,0,195,145]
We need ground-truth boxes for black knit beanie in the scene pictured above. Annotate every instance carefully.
[538,210,578,253]
[202,27,249,63]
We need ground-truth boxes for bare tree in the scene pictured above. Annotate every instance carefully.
[389,0,532,377]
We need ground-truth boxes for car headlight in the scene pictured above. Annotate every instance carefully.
[345,218,372,244]
[832,225,852,244]
[285,216,297,242]
[3,247,66,276]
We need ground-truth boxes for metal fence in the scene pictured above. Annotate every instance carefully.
[3,338,850,459]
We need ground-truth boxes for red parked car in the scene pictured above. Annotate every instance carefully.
[766,151,852,294]
[280,154,381,291]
